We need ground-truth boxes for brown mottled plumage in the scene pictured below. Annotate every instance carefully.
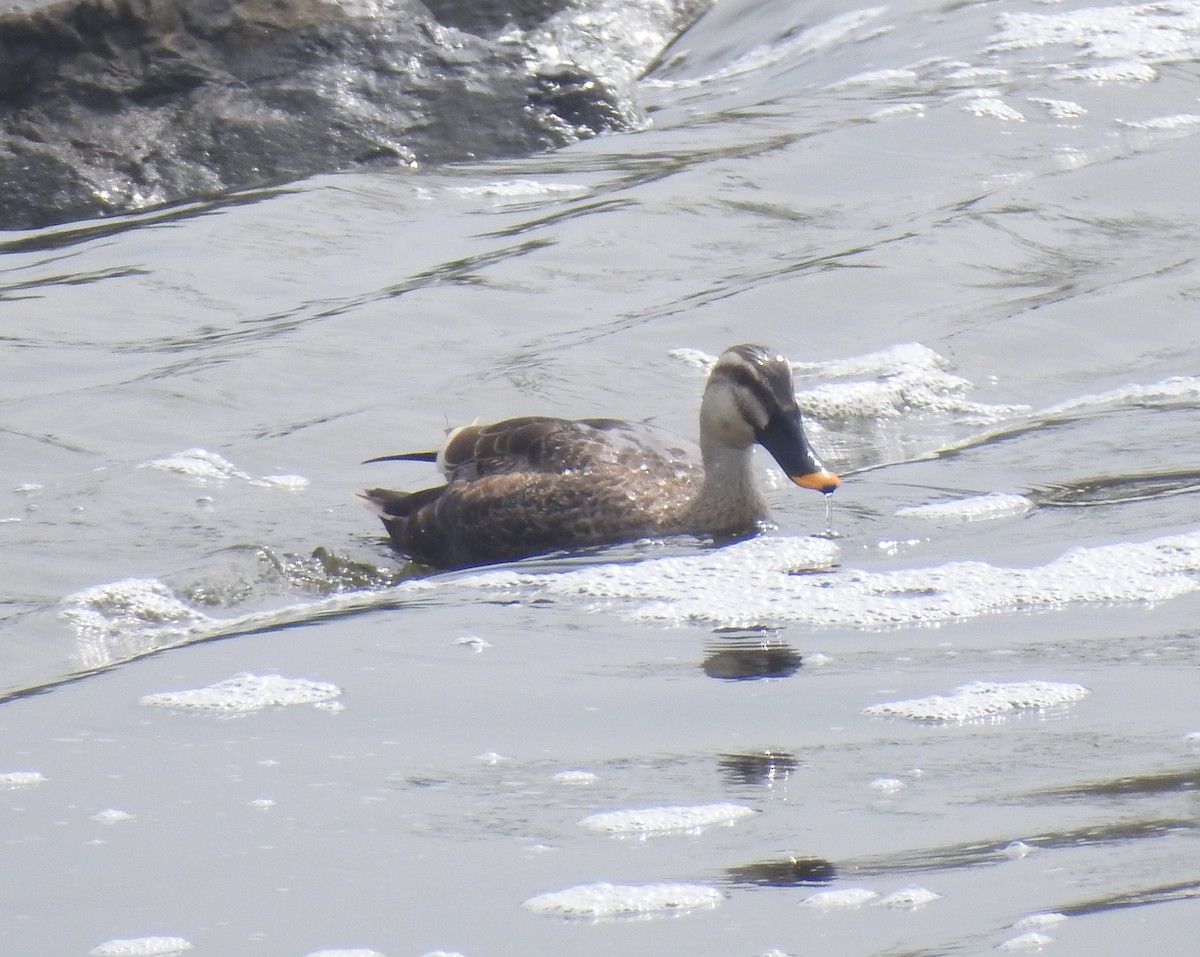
[363,345,839,568]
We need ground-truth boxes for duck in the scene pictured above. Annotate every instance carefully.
[362,344,839,569]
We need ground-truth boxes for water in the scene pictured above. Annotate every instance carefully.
[3,0,1200,953]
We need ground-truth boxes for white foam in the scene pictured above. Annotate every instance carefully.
[579,802,756,834]
[870,103,927,121]
[452,635,493,653]
[449,179,587,202]
[62,579,215,660]
[869,777,906,793]
[827,68,919,90]
[61,577,429,670]
[1120,113,1200,130]
[798,888,879,909]
[1027,97,1087,118]
[896,493,1032,523]
[64,578,210,630]
[1051,375,1200,415]
[864,680,1089,722]
[138,673,342,714]
[0,771,47,788]
[795,345,1029,424]
[673,343,1029,425]
[990,3,1200,63]
[552,769,599,785]
[877,886,942,908]
[961,97,1026,121]
[303,950,388,957]
[652,9,889,89]
[1001,841,1037,859]
[1063,60,1157,82]
[1014,912,1069,930]
[89,938,193,957]
[140,448,308,489]
[945,66,1009,83]
[464,528,1200,629]
[255,473,310,489]
[999,931,1055,951]
[90,808,136,824]
[522,881,722,919]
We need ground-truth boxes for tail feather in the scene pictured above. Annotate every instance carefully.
[361,485,443,519]
[362,451,438,465]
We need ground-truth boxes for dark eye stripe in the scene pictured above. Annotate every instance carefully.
[713,358,796,419]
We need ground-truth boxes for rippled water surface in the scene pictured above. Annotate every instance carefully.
[3,0,1200,954]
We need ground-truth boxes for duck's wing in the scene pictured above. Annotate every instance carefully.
[369,416,697,483]
[363,465,696,569]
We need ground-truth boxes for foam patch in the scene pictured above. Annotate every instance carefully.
[999,932,1055,951]
[863,680,1089,722]
[579,802,756,835]
[522,881,722,919]
[63,578,213,645]
[896,493,1032,523]
[88,938,193,957]
[553,769,599,785]
[0,771,47,788]
[1014,913,1069,930]
[139,673,342,714]
[798,888,879,908]
[877,887,942,908]
[672,343,1030,424]
[302,951,387,957]
[990,3,1200,63]
[140,448,308,489]
[464,529,1200,629]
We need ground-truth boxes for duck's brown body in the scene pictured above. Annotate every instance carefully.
[363,345,839,569]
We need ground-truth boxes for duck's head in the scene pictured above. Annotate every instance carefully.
[700,344,840,493]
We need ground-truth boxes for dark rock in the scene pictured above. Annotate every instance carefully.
[0,0,710,229]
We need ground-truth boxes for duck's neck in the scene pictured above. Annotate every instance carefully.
[686,436,770,533]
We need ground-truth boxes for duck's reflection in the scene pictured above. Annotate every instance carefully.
[726,855,837,887]
[717,749,799,787]
[702,634,802,680]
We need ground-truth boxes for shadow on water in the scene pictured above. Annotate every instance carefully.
[0,183,301,255]
[1030,766,1200,799]
[843,817,1197,878]
[1059,877,1200,916]
[1031,468,1200,508]
[127,237,557,367]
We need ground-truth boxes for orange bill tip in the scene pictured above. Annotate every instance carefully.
[791,469,840,493]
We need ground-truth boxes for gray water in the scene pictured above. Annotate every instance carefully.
[3,0,1200,954]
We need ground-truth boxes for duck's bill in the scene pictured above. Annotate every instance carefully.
[757,411,840,494]
[790,469,841,492]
